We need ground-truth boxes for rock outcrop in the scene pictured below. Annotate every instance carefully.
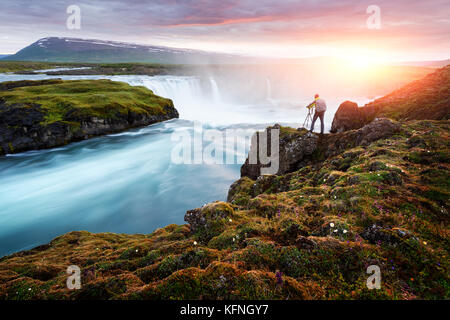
[330,100,368,133]
[240,125,318,180]
[184,201,234,242]
[241,118,400,180]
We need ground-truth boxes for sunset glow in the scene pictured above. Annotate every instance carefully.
[0,0,449,62]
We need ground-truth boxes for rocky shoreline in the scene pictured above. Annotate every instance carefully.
[0,79,179,155]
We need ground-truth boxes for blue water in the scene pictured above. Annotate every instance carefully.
[0,119,262,256]
[0,73,371,257]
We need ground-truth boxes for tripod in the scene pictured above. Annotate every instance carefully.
[303,107,314,129]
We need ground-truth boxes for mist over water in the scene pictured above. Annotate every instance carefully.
[0,71,373,257]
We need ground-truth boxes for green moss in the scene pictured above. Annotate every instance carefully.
[0,79,174,126]
[0,61,69,73]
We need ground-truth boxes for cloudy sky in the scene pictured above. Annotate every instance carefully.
[1,0,449,61]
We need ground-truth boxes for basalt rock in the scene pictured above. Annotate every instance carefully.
[0,103,178,155]
[330,101,365,133]
[240,125,319,180]
[240,118,400,179]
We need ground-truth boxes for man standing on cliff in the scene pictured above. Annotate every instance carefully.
[307,94,327,134]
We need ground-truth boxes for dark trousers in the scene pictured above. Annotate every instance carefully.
[310,111,325,134]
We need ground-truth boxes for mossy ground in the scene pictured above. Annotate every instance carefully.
[0,120,448,300]
[0,79,174,125]
[368,65,450,121]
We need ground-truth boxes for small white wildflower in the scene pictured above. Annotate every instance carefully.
[135,249,138,253]
[193,241,197,245]
[334,195,337,199]
[232,237,235,242]
[377,174,380,176]
[28,288,31,291]
[334,229,338,233]
[330,223,335,228]
[229,218,232,222]
[423,241,427,245]
[343,230,348,234]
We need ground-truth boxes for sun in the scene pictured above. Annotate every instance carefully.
[349,56,373,69]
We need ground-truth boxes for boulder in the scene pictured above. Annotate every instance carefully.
[240,125,319,180]
[184,201,234,241]
[361,225,417,246]
[330,101,364,133]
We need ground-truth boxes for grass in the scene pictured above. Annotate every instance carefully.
[0,61,81,73]
[366,65,450,121]
[0,79,174,125]
[0,60,188,76]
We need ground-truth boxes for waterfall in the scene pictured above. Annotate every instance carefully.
[209,78,221,103]
[137,75,231,123]
[141,76,202,107]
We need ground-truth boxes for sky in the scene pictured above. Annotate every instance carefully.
[1,0,449,61]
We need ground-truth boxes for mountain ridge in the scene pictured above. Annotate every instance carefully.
[3,37,255,64]
[5,37,450,67]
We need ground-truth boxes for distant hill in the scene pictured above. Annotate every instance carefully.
[367,64,450,120]
[0,55,10,60]
[3,37,254,64]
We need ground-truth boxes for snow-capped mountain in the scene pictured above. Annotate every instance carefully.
[4,37,252,64]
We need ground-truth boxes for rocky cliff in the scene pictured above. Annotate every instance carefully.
[241,118,400,179]
[0,79,179,155]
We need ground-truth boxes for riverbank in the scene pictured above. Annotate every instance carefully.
[0,79,179,155]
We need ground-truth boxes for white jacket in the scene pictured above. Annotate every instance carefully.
[315,98,327,112]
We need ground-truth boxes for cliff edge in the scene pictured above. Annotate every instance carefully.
[0,79,179,155]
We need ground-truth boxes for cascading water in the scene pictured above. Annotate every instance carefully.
[209,77,221,103]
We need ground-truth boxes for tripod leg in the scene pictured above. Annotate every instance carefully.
[303,110,312,128]
[304,110,313,129]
